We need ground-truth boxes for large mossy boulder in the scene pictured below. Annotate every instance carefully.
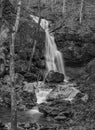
[45,71,64,83]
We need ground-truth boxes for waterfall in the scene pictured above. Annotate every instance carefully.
[30,15,68,81]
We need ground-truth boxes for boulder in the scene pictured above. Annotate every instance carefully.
[24,72,38,82]
[18,122,39,130]
[85,58,95,74]
[46,83,79,102]
[17,82,37,110]
[0,85,11,107]
[0,121,7,130]
[38,101,72,117]
[45,71,64,83]
[0,59,5,77]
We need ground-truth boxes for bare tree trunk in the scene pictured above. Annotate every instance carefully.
[28,0,41,72]
[79,0,84,24]
[62,0,66,14]
[54,0,57,4]
[27,0,31,9]
[28,40,36,71]
[0,0,3,18]
[51,0,54,12]
[10,0,21,130]
[38,0,41,33]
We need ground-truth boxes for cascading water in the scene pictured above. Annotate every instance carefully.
[26,15,81,117]
[45,30,66,77]
[30,15,67,81]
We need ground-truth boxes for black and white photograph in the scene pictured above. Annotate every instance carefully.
[0,0,95,129]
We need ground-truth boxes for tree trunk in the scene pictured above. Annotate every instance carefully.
[28,40,36,71]
[28,0,41,72]
[10,1,21,130]
[62,0,66,14]
[38,0,41,34]
[27,0,31,9]
[0,0,3,18]
[79,0,84,24]
[51,0,54,12]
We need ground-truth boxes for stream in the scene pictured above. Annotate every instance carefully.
[0,106,63,129]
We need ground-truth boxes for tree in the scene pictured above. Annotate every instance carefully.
[27,0,31,9]
[10,0,21,130]
[28,0,41,72]
[79,0,84,24]
[62,0,66,14]
[51,0,54,12]
[0,0,3,18]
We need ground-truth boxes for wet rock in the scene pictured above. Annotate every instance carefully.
[5,122,40,130]
[36,87,52,104]
[18,89,37,109]
[0,89,11,107]
[54,115,67,121]
[0,59,5,77]
[45,71,64,83]
[86,43,95,57]
[85,58,95,74]
[38,101,71,117]
[24,72,38,82]
[54,111,74,121]
[81,93,88,102]
[0,80,37,109]
[68,126,86,130]
[34,59,46,69]
[38,82,87,120]
[46,83,79,102]
[16,80,37,110]
[0,121,7,130]
[18,122,40,130]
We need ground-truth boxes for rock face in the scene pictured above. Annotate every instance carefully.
[55,32,95,66]
[45,71,64,83]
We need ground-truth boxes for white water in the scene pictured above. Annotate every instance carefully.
[27,106,41,114]
[28,15,69,114]
[25,81,52,114]
[30,15,68,81]
[25,16,80,116]
[36,87,52,104]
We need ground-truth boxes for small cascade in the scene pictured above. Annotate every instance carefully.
[45,30,66,76]
[27,106,41,114]
[30,15,68,81]
[36,87,52,104]
[26,81,52,114]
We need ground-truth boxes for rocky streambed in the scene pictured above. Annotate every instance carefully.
[0,64,95,130]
